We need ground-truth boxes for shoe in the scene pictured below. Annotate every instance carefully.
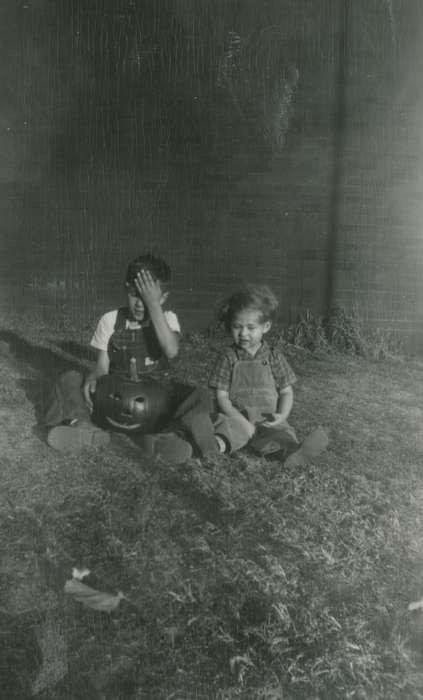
[47,421,111,453]
[141,433,193,463]
[251,429,299,457]
[284,427,328,468]
[254,438,286,456]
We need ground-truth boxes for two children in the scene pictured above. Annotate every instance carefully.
[46,255,327,466]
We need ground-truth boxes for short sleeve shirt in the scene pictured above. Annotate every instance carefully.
[90,309,181,352]
[208,341,297,393]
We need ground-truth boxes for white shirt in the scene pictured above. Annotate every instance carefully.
[90,309,181,352]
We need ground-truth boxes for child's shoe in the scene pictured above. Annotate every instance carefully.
[251,422,299,457]
[47,420,110,453]
[283,426,328,468]
[253,436,290,456]
[140,432,193,463]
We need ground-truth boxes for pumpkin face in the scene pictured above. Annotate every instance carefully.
[94,375,172,432]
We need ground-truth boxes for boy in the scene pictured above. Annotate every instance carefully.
[46,254,217,461]
[209,285,328,465]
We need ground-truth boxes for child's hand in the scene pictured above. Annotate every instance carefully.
[83,374,97,411]
[261,412,286,429]
[134,270,163,308]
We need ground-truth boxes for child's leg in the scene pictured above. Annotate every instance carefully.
[45,370,92,427]
[250,422,328,465]
[139,433,193,464]
[137,384,216,462]
[250,422,299,458]
[283,427,328,467]
[171,384,219,457]
[45,370,109,453]
[212,413,253,453]
[250,423,328,467]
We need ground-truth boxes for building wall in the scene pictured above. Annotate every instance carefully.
[1,1,423,352]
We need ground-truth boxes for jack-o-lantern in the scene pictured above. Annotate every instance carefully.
[94,374,172,432]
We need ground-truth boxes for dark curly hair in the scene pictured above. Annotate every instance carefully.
[217,285,279,332]
[125,254,171,289]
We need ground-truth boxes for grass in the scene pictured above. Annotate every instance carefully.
[1,308,423,698]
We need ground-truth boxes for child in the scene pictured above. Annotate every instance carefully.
[46,254,217,461]
[208,285,328,465]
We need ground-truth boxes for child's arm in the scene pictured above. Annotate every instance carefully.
[216,389,256,439]
[83,349,110,410]
[135,270,179,359]
[261,385,294,428]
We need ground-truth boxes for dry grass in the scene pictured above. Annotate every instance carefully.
[1,313,423,698]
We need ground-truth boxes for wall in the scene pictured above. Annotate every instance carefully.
[1,0,423,352]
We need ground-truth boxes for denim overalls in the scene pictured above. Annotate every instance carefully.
[45,308,219,455]
[214,354,298,454]
[108,308,169,378]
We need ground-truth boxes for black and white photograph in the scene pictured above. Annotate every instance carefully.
[1,1,423,698]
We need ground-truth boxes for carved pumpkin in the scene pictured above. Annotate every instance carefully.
[94,374,172,432]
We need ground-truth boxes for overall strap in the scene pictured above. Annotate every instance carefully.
[108,309,168,376]
[114,308,130,331]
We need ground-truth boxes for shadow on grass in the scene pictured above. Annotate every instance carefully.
[0,330,88,431]
[155,458,245,529]
[160,472,225,525]
[55,339,96,363]
[0,513,55,699]
[0,330,87,375]
[0,609,42,700]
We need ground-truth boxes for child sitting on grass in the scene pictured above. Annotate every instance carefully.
[45,254,217,462]
[208,285,328,465]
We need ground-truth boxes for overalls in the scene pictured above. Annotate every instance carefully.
[107,309,169,378]
[213,356,298,455]
[45,309,218,456]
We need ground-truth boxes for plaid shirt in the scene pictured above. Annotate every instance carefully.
[209,341,297,393]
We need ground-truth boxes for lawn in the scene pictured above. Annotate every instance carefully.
[1,312,423,699]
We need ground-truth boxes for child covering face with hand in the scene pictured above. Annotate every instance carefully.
[45,254,218,462]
